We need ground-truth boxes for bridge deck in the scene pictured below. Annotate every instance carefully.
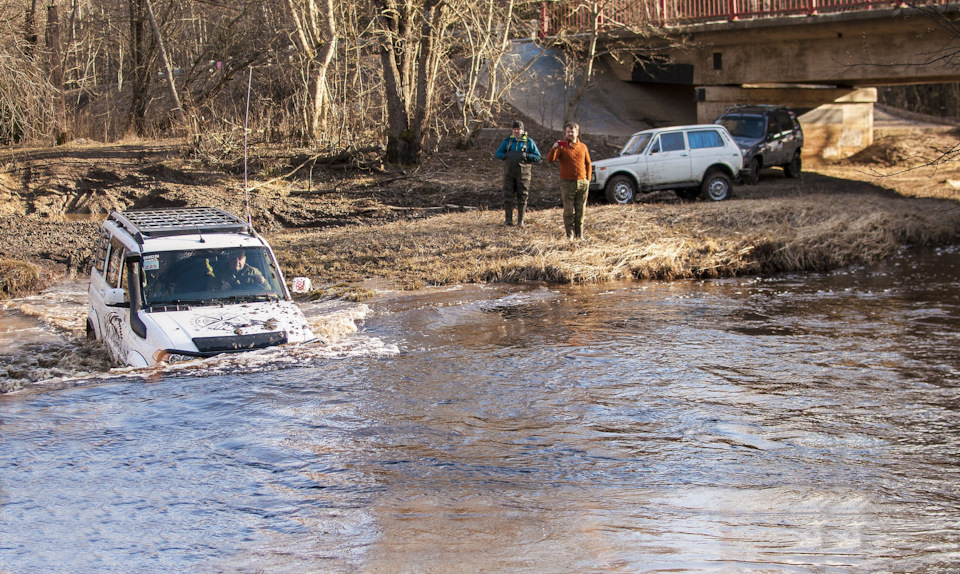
[540,0,953,35]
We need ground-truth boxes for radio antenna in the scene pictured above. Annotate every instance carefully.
[243,66,253,229]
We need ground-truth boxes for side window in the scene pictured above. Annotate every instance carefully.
[120,258,129,292]
[775,110,795,133]
[93,231,111,275]
[660,132,686,152]
[688,130,723,150]
[650,137,661,153]
[766,115,781,137]
[105,240,125,287]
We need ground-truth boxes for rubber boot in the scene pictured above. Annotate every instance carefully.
[574,223,582,240]
[517,205,525,228]
[503,204,514,226]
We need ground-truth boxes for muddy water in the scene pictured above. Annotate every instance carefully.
[1,246,959,573]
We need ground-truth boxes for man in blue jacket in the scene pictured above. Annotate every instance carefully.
[495,120,541,227]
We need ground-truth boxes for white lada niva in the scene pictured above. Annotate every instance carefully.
[86,207,315,367]
[590,124,743,203]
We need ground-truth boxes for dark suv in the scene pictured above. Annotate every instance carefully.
[714,105,803,184]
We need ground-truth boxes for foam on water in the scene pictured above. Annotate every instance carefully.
[1,278,89,334]
[1,280,396,392]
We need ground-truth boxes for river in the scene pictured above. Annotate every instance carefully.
[1,246,959,573]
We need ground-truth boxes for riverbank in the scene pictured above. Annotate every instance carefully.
[1,121,959,300]
[271,190,960,299]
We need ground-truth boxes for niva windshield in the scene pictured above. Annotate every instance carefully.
[620,133,652,156]
[140,247,286,306]
[717,115,765,139]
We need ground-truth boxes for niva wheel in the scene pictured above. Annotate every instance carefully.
[605,175,636,204]
[701,171,732,201]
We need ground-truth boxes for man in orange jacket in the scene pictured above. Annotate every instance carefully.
[547,122,592,240]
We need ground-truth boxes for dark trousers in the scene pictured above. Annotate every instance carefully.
[502,174,530,209]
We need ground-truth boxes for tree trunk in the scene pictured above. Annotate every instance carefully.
[144,0,186,123]
[409,0,445,163]
[287,0,338,143]
[24,0,39,56]
[377,0,447,165]
[128,0,149,136]
[45,4,67,144]
[378,0,413,164]
[309,0,337,140]
[380,39,411,164]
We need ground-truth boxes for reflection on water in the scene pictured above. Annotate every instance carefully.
[1,246,958,572]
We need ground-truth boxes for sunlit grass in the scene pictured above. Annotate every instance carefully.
[271,193,960,292]
[0,258,43,300]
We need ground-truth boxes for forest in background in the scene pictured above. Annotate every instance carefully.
[1,0,958,168]
[879,83,960,119]
[2,0,649,166]
[0,0,563,163]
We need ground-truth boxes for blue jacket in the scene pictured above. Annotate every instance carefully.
[496,133,541,178]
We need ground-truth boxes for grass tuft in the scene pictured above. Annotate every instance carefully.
[0,258,44,300]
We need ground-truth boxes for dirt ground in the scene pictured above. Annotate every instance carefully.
[1,113,959,293]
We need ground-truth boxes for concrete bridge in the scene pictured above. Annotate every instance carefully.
[531,0,960,159]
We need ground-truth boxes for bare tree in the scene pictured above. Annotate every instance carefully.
[144,0,186,123]
[0,3,57,143]
[287,0,338,143]
[375,0,451,165]
[544,0,672,124]
[45,2,69,143]
[448,0,542,148]
[127,0,154,136]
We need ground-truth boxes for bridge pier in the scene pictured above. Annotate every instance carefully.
[697,86,878,161]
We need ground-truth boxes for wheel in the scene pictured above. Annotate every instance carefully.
[674,188,699,202]
[700,171,732,201]
[604,175,636,204]
[784,151,802,178]
[743,157,760,185]
[86,319,97,341]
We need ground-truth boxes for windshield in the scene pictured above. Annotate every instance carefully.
[619,133,652,156]
[140,246,286,306]
[717,115,765,139]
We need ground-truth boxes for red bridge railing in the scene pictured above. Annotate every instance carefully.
[540,0,942,36]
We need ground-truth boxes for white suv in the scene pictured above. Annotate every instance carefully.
[86,207,315,367]
[590,124,743,202]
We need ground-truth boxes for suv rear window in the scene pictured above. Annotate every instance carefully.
[688,129,724,149]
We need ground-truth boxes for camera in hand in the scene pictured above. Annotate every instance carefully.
[557,140,568,147]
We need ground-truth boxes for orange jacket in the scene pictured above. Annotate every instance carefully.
[547,140,591,181]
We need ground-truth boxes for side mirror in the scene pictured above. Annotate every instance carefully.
[104,287,128,307]
[291,277,312,294]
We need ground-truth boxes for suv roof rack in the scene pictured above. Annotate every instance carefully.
[722,104,787,112]
[110,207,251,245]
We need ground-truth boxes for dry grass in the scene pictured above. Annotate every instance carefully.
[2,129,959,300]
[0,258,44,300]
[270,192,960,293]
